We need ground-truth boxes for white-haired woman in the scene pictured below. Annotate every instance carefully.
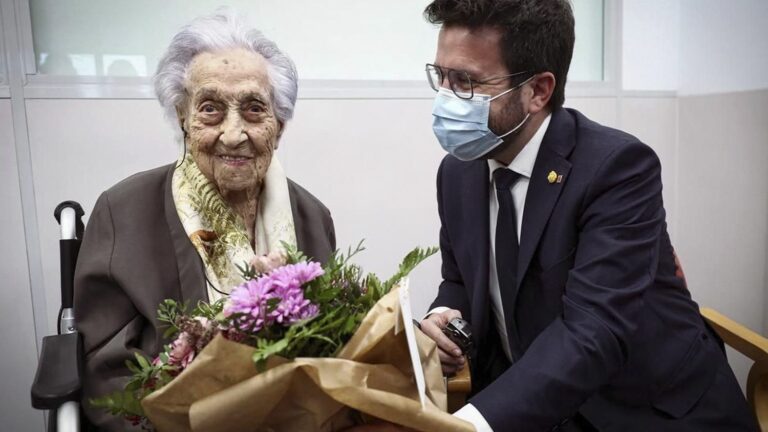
[74,12,335,430]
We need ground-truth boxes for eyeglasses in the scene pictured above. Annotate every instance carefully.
[425,63,533,99]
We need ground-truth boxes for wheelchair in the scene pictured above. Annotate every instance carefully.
[30,201,88,432]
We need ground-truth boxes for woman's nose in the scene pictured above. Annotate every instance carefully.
[219,111,247,147]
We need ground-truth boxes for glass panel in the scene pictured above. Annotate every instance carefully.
[0,39,5,85]
[571,0,605,81]
[29,0,604,81]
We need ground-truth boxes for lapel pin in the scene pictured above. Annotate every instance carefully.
[547,171,557,184]
[557,174,563,183]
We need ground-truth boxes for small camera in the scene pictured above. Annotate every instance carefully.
[442,317,473,356]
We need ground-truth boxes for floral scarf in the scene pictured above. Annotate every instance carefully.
[172,153,297,301]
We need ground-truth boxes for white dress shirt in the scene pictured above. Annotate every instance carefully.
[444,114,552,431]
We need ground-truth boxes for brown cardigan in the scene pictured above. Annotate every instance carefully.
[73,164,336,430]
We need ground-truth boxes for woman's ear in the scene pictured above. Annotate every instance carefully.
[175,106,187,134]
[528,72,556,114]
[275,120,285,146]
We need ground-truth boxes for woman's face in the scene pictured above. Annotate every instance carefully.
[179,48,280,196]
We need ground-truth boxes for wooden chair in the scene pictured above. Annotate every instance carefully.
[701,308,768,429]
[446,362,471,413]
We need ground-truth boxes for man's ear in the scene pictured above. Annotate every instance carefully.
[528,72,556,114]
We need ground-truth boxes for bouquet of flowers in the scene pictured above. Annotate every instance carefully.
[92,243,473,431]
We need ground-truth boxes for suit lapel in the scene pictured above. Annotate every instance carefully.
[287,182,309,255]
[505,110,576,340]
[516,153,572,286]
[163,166,208,305]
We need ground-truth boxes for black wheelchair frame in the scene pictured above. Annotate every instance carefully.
[30,201,87,432]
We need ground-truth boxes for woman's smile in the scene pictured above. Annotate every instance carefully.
[218,153,254,166]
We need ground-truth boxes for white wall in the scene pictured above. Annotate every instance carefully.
[676,89,768,387]
[678,0,768,96]
[26,99,177,330]
[673,0,768,387]
[623,0,768,95]
[622,0,680,91]
[0,100,46,430]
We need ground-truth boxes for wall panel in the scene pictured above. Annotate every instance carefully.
[677,89,768,387]
[24,96,682,319]
[25,99,177,331]
[0,100,46,430]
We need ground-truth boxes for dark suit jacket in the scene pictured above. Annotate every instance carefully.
[432,108,755,431]
[74,164,336,430]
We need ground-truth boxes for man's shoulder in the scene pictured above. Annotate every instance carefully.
[568,108,648,156]
[565,108,660,171]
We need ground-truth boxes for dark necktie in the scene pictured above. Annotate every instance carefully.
[493,168,522,348]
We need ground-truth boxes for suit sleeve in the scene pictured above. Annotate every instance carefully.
[430,158,471,318]
[471,141,664,430]
[74,192,144,431]
[325,208,337,253]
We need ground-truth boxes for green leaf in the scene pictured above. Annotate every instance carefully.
[252,337,291,371]
[134,352,151,370]
[125,359,140,375]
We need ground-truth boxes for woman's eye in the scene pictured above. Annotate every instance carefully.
[247,104,264,114]
[201,104,217,113]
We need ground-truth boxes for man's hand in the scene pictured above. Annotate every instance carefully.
[420,309,466,375]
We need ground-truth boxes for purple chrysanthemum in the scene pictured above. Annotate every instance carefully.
[223,261,323,332]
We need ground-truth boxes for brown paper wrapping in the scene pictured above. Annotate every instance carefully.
[141,287,473,432]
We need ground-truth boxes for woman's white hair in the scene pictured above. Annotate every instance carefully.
[155,9,298,127]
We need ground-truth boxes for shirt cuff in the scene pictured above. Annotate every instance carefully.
[423,306,451,321]
[453,403,494,432]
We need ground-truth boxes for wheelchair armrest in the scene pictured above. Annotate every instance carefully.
[31,332,83,410]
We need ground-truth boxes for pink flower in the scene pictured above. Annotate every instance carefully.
[250,250,288,275]
[223,261,323,332]
[168,332,196,369]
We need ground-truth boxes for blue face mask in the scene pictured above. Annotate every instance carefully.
[431,80,531,161]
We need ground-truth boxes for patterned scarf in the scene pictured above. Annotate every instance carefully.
[172,153,297,301]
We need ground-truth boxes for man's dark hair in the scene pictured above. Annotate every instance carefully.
[425,0,575,110]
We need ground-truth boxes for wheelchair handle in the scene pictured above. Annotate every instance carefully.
[54,201,84,240]
[54,201,84,323]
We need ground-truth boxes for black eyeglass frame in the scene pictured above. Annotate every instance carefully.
[425,63,533,99]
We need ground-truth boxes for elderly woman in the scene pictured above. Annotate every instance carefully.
[74,12,335,430]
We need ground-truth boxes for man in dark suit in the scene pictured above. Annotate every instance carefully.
[418,0,757,430]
